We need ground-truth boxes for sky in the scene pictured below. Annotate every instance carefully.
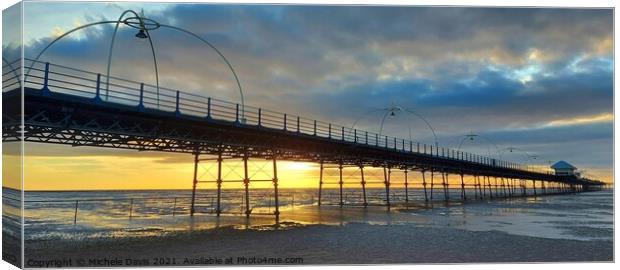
[1,2,614,190]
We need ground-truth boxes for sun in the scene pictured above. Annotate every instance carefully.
[285,162,314,171]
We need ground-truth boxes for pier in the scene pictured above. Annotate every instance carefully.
[2,59,606,221]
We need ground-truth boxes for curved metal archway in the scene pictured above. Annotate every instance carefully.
[27,9,245,118]
[351,103,439,147]
[3,57,22,89]
[456,132,502,159]
[501,146,540,164]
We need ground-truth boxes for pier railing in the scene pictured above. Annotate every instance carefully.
[3,58,553,174]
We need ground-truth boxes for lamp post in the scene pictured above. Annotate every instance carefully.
[26,9,245,119]
[351,103,439,148]
[501,147,545,172]
[456,131,502,159]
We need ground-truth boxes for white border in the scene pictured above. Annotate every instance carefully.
[0,1,616,270]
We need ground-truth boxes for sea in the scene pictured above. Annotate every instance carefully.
[2,187,613,243]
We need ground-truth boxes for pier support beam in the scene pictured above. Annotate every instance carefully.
[473,175,479,199]
[508,179,513,196]
[494,177,499,198]
[243,152,251,218]
[338,162,344,207]
[383,166,391,209]
[487,176,493,198]
[430,169,435,200]
[533,180,536,196]
[478,175,484,199]
[216,152,223,216]
[460,173,466,200]
[404,169,409,203]
[422,170,429,202]
[360,164,367,207]
[443,173,449,202]
[318,161,324,206]
[190,152,199,216]
[272,153,280,220]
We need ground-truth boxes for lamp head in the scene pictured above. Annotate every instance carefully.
[135,29,148,39]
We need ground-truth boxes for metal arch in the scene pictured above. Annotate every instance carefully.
[378,106,439,147]
[476,134,502,159]
[402,108,439,148]
[456,133,501,159]
[350,107,387,130]
[105,10,159,107]
[351,107,414,141]
[351,106,438,146]
[2,57,22,89]
[159,24,246,121]
[501,147,538,164]
[457,135,493,158]
[24,15,161,107]
[456,136,470,152]
[378,109,392,138]
[25,20,118,78]
[25,11,244,115]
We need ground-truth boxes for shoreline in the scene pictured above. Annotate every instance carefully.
[25,222,613,265]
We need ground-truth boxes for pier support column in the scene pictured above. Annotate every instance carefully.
[532,180,536,196]
[542,181,546,195]
[476,175,485,199]
[487,176,493,198]
[338,162,344,207]
[443,173,449,202]
[360,165,367,207]
[494,177,499,198]
[422,170,429,202]
[430,169,435,200]
[216,152,223,216]
[190,152,200,216]
[243,152,251,218]
[272,154,280,221]
[506,178,512,198]
[318,161,324,206]
[404,169,409,203]
[460,173,466,200]
[508,179,512,197]
[514,179,518,196]
[473,175,479,199]
[383,166,391,210]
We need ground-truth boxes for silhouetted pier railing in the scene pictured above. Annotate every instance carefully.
[5,58,553,175]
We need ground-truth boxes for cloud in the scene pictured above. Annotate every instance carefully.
[7,4,612,174]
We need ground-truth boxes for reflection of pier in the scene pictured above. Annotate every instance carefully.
[2,59,606,221]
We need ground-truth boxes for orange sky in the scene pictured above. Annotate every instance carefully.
[1,142,613,191]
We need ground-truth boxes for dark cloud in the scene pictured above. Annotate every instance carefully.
[9,4,613,171]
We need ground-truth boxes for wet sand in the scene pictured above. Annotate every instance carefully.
[26,222,612,265]
[20,191,615,265]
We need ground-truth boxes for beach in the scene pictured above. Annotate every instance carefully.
[16,190,614,265]
[25,221,612,266]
